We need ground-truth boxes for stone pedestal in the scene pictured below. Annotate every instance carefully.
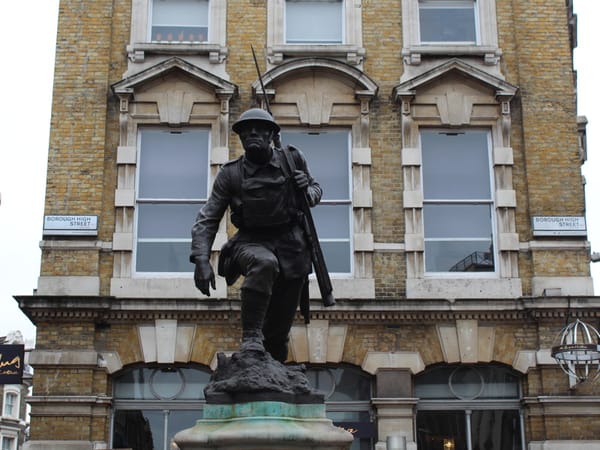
[174,401,353,450]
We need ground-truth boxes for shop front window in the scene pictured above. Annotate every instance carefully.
[415,364,523,450]
[112,365,211,450]
[307,365,374,450]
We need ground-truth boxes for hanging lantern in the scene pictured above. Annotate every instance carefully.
[551,318,600,383]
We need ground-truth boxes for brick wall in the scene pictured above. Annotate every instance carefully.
[29,0,597,446]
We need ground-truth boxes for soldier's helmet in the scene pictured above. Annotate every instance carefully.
[232,108,280,134]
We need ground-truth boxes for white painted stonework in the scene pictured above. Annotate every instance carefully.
[361,351,425,375]
[37,276,100,296]
[437,320,496,364]
[289,320,347,363]
[138,320,197,364]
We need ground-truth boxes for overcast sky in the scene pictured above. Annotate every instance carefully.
[1,1,599,343]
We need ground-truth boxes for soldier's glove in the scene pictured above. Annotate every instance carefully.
[293,170,308,190]
[193,257,216,296]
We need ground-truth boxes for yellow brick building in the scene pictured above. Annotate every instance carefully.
[16,0,600,449]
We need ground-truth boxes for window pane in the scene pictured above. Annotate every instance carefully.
[113,410,164,450]
[321,240,351,273]
[306,367,374,450]
[306,367,372,401]
[419,1,476,43]
[425,239,494,272]
[286,0,343,43]
[312,204,351,239]
[114,368,152,399]
[137,203,202,239]
[152,0,208,42]
[114,367,209,400]
[168,411,202,449]
[330,411,374,450]
[422,130,490,199]
[416,365,521,400]
[281,130,352,274]
[178,367,211,399]
[281,131,350,200]
[329,367,372,401]
[4,393,16,416]
[1,438,15,450]
[417,411,467,450]
[424,204,493,239]
[137,241,192,272]
[424,204,494,272]
[481,369,520,399]
[471,410,523,450]
[139,129,209,199]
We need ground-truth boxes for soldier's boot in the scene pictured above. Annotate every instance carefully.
[240,288,269,353]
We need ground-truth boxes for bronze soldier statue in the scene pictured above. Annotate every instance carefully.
[190,108,322,363]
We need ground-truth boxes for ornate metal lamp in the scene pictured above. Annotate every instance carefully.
[551,318,600,384]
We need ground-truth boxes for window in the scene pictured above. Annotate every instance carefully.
[3,392,17,417]
[1,437,15,450]
[421,130,495,274]
[307,366,374,450]
[401,0,501,65]
[112,365,211,450]
[415,364,524,450]
[419,0,477,44]
[135,129,209,273]
[285,0,343,44]
[281,130,352,274]
[150,0,208,42]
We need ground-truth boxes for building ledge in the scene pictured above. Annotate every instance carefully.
[15,295,600,325]
[127,42,227,63]
[268,44,365,65]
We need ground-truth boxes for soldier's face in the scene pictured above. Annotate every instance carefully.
[238,121,275,162]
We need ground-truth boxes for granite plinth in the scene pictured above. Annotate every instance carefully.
[173,401,354,450]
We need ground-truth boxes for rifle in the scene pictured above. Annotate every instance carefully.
[251,45,335,308]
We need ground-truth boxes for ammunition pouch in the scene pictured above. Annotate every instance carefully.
[218,237,241,286]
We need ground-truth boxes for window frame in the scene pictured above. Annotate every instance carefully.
[1,437,16,450]
[127,0,228,64]
[415,364,525,450]
[280,128,354,277]
[2,389,19,418]
[111,365,210,450]
[420,128,498,277]
[401,0,501,65]
[267,0,364,66]
[133,126,211,276]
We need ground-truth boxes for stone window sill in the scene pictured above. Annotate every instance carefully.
[402,45,502,65]
[127,42,228,64]
[268,44,365,65]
